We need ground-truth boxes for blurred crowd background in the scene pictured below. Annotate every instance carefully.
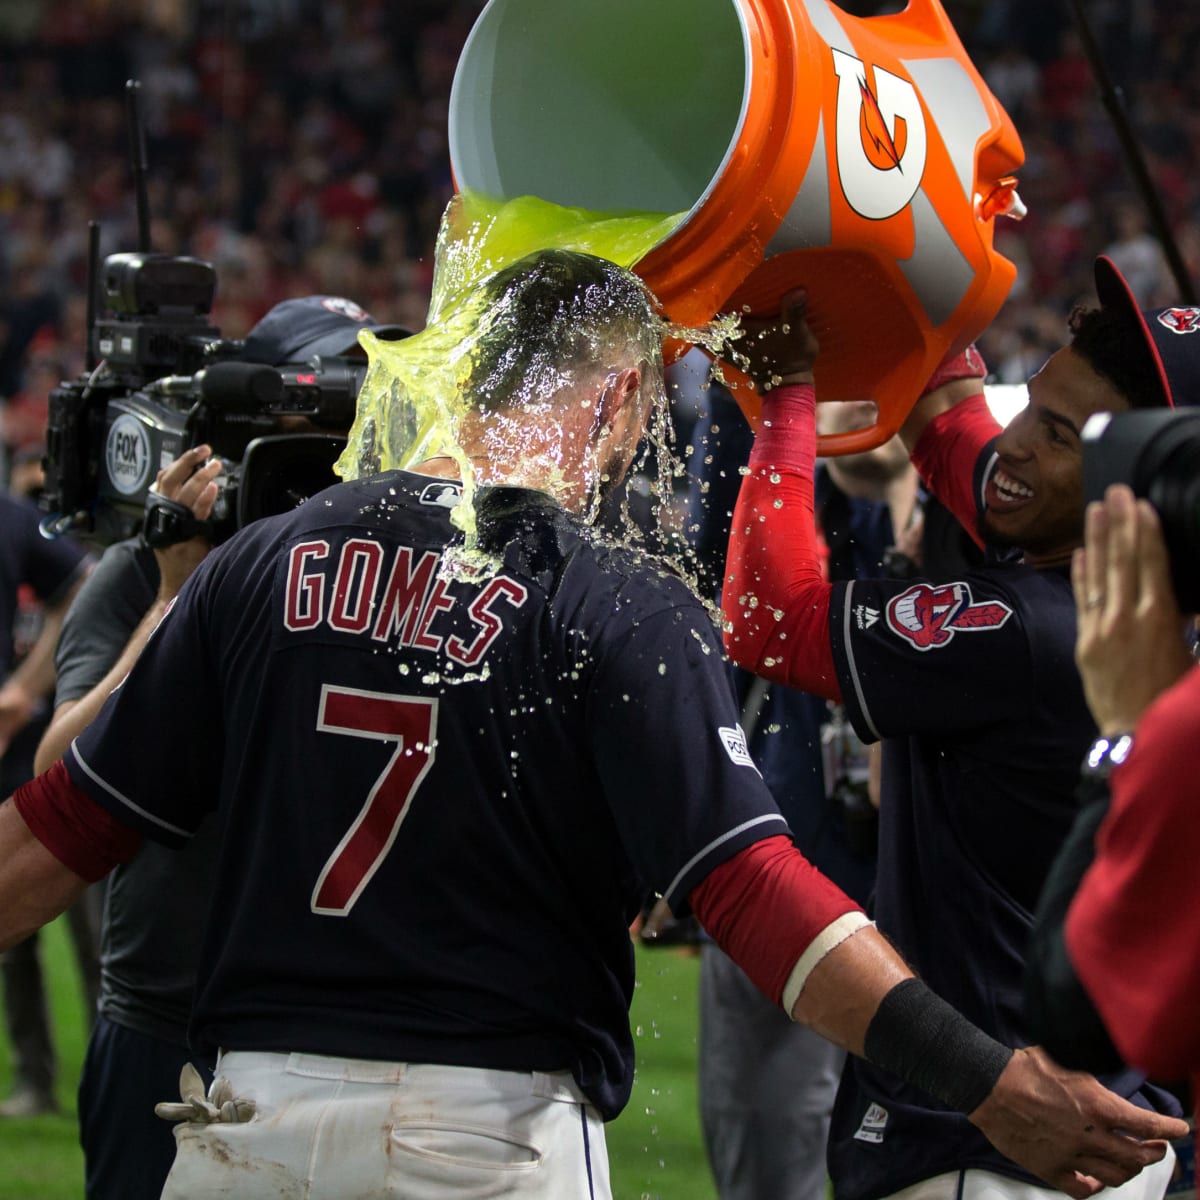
[1,0,1198,472]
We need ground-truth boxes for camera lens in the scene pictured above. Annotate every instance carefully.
[1083,409,1200,612]
[1142,418,1200,613]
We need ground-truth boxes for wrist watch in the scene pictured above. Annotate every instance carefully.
[1081,732,1134,780]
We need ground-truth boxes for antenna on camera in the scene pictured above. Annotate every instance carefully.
[125,79,152,253]
[85,221,100,371]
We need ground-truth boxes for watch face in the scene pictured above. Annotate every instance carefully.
[1085,733,1134,775]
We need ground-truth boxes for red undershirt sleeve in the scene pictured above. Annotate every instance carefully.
[12,760,142,883]
[1065,668,1200,1077]
[690,835,869,1014]
[722,383,840,699]
[909,391,1001,549]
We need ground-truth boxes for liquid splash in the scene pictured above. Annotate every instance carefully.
[338,190,746,624]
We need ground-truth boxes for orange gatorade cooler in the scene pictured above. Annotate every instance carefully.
[448,0,1025,453]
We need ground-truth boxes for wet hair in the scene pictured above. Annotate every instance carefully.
[1067,304,1165,409]
[466,248,665,413]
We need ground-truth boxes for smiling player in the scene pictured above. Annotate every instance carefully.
[724,255,1197,1200]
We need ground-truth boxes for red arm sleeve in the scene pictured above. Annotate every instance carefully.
[1065,666,1200,1079]
[12,760,142,883]
[909,391,1001,550]
[722,384,840,698]
[690,834,867,1011]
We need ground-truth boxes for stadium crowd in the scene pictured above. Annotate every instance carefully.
[1,0,1200,465]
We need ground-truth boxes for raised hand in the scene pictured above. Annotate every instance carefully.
[150,444,222,600]
[1072,484,1192,737]
[733,289,819,389]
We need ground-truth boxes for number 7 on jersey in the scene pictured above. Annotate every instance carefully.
[311,685,438,916]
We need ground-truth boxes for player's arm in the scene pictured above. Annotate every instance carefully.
[0,761,142,951]
[34,600,168,775]
[722,293,841,696]
[689,836,1188,1198]
[0,573,86,757]
[899,346,991,454]
[902,347,999,546]
[34,446,220,776]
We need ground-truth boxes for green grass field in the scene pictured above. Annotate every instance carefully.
[0,918,717,1199]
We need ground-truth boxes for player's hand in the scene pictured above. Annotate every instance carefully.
[968,1045,1188,1198]
[151,445,222,600]
[1072,485,1193,737]
[733,289,819,390]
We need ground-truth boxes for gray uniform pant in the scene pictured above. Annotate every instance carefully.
[699,942,844,1200]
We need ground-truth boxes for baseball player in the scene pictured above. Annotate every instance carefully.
[32,294,408,1200]
[0,250,1185,1199]
[0,487,91,1117]
[723,260,1192,1200]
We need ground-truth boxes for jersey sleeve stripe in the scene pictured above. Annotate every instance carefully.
[781,911,874,1015]
[67,741,192,840]
[662,813,790,909]
[839,581,883,742]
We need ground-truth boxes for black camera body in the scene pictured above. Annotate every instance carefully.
[1082,407,1200,612]
[43,252,362,546]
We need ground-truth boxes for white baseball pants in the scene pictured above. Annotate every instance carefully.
[159,1049,611,1199]
[877,1149,1177,1200]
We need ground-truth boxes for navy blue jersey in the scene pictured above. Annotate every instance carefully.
[66,470,789,1119]
[0,492,89,679]
[0,491,90,789]
[825,495,1171,1197]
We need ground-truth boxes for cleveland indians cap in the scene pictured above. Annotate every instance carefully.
[1094,256,1200,408]
[239,295,411,366]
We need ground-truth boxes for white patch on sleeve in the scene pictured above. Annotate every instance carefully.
[719,725,760,775]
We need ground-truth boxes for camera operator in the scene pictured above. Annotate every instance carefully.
[33,294,407,1200]
[1026,479,1198,1119]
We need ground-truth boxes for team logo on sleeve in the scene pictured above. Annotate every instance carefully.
[719,726,761,775]
[1157,307,1200,335]
[885,582,1012,651]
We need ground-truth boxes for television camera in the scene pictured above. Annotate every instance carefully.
[41,250,364,547]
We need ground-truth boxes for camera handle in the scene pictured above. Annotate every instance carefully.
[142,492,214,548]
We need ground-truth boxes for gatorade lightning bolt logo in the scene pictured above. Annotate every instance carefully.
[832,48,928,222]
[859,79,903,171]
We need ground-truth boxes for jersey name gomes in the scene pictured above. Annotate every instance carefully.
[284,538,529,668]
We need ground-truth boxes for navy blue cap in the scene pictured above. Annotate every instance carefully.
[1094,256,1200,408]
[240,296,411,366]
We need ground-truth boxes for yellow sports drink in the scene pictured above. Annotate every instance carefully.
[448,0,1025,453]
